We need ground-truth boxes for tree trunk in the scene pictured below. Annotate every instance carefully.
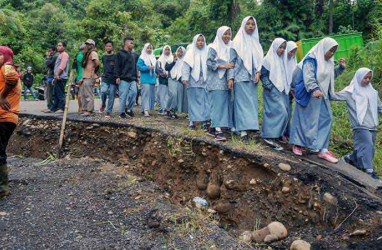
[329,0,334,33]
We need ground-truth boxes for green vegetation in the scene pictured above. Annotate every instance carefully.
[0,0,381,172]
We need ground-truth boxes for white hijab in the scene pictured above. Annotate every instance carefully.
[139,43,157,66]
[286,41,298,87]
[343,68,378,126]
[170,46,186,80]
[298,37,338,96]
[232,16,264,75]
[183,34,208,82]
[158,45,173,72]
[262,38,288,93]
[209,26,232,79]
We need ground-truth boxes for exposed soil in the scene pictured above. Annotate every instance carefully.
[4,115,382,249]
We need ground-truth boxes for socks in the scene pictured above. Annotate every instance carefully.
[240,131,247,137]
[189,121,194,126]
[366,169,373,174]
[216,127,222,133]
[320,148,328,154]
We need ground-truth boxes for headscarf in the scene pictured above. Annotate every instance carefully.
[170,46,186,80]
[183,34,208,82]
[0,46,14,65]
[209,26,232,79]
[139,43,157,66]
[298,37,338,96]
[342,68,378,126]
[158,45,173,72]
[262,38,288,93]
[232,16,264,75]
[286,41,298,87]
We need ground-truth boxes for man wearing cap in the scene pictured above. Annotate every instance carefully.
[80,39,99,116]
[22,66,37,101]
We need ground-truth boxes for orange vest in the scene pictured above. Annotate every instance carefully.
[0,64,21,124]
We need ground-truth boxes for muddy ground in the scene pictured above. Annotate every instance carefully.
[2,114,382,249]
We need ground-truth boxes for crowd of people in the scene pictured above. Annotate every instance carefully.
[1,16,382,199]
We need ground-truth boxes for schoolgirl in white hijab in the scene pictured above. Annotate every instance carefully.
[334,68,382,180]
[227,16,264,141]
[165,46,187,118]
[286,41,298,87]
[182,34,210,130]
[156,45,173,114]
[139,43,157,67]
[290,37,342,163]
[206,26,234,141]
[261,38,290,149]
[158,45,173,73]
[232,16,264,78]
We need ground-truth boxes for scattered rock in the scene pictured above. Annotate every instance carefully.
[213,200,231,214]
[240,231,252,243]
[253,221,288,243]
[224,179,236,189]
[207,209,216,214]
[196,171,208,190]
[316,235,323,240]
[250,179,257,185]
[206,183,220,199]
[147,220,160,228]
[192,197,208,208]
[282,187,290,193]
[178,159,184,164]
[268,221,288,240]
[252,227,271,243]
[264,234,278,243]
[290,240,311,250]
[127,131,137,139]
[323,192,338,206]
[350,229,367,237]
[0,211,8,216]
[279,163,291,172]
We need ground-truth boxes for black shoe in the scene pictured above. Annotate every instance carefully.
[201,123,210,132]
[343,154,355,166]
[369,172,382,183]
[119,113,127,119]
[215,133,227,142]
[264,138,284,151]
[189,125,196,130]
[126,110,134,117]
[206,127,216,137]
[241,135,249,143]
[166,110,179,119]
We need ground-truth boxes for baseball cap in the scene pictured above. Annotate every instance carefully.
[79,43,86,50]
[85,39,95,46]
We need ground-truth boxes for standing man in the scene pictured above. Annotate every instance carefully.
[48,41,70,114]
[72,43,85,112]
[114,36,138,119]
[22,66,37,101]
[80,39,99,116]
[43,46,59,112]
[100,40,117,118]
[0,46,21,198]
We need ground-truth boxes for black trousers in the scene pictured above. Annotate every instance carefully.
[0,122,16,165]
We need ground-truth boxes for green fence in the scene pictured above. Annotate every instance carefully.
[296,32,364,62]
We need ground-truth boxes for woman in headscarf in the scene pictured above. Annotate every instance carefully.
[207,26,234,141]
[227,16,264,142]
[260,38,289,150]
[289,37,345,162]
[182,34,210,130]
[333,68,382,181]
[156,45,173,115]
[0,46,21,198]
[137,43,157,117]
[165,46,186,119]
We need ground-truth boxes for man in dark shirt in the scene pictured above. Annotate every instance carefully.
[22,66,37,101]
[42,45,59,111]
[100,40,117,118]
[114,36,139,119]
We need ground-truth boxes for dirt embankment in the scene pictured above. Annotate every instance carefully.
[7,116,382,249]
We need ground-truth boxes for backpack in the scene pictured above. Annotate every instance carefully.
[295,57,317,107]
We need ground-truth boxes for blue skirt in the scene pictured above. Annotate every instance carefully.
[209,90,231,128]
[141,84,155,111]
[349,129,376,171]
[234,81,259,131]
[187,87,210,122]
[290,97,332,150]
[261,87,290,138]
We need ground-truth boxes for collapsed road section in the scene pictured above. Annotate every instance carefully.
[5,115,382,249]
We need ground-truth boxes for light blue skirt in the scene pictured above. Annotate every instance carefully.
[290,97,332,150]
[261,87,290,138]
[157,84,168,110]
[187,87,210,122]
[178,81,188,113]
[209,90,231,128]
[234,81,259,131]
[141,84,155,111]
